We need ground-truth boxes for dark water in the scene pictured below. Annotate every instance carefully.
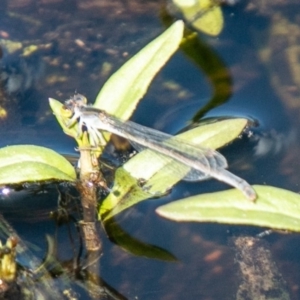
[0,0,300,299]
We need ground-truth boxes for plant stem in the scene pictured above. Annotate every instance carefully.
[77,147,102,252]
[76,146,104,299]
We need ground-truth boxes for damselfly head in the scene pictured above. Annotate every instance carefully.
[63,93,87,112]
[71,93,87,105]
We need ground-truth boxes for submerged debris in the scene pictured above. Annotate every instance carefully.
[232,236,290,300]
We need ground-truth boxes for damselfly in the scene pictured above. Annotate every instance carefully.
[63,94,256,201]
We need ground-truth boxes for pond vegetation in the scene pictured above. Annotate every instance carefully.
[0,1,300,299]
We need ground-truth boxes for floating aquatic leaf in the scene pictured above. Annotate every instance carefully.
[0,145,76,184]
[100,118,248,221]
[156,185,300,232]
[99,168,150,221]
[124,118,248,194]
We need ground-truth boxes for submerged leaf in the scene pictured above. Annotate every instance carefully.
[103,219,177,261]
[156,185,300,232]
[0,145,76,184]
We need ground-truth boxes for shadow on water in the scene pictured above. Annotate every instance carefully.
[0,0,300,299]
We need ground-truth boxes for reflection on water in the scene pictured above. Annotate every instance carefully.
[0,0,300,299]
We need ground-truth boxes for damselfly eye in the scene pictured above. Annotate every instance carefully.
[60,105,73,118]
[72,93,87,104]
[7,237,18,249]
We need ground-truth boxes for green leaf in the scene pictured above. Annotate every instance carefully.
[124,118,247,194]
[172,0,223,36]
[0,145,76,184]
[93,21,184,120]
[156,185,300,232]
[49,98,84,146]
[49,21,184,149]
[99,118,248,221]
[103,219,177,261]
[99,168,150,221]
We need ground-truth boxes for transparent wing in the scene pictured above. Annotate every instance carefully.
[82,112,228,180]
[130,140,211,181]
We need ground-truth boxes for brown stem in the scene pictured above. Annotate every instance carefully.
[76,148,102,252]
[76,146,105,299]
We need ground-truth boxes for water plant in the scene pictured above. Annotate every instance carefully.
[0,21,299,247]
[0,18,298,299]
